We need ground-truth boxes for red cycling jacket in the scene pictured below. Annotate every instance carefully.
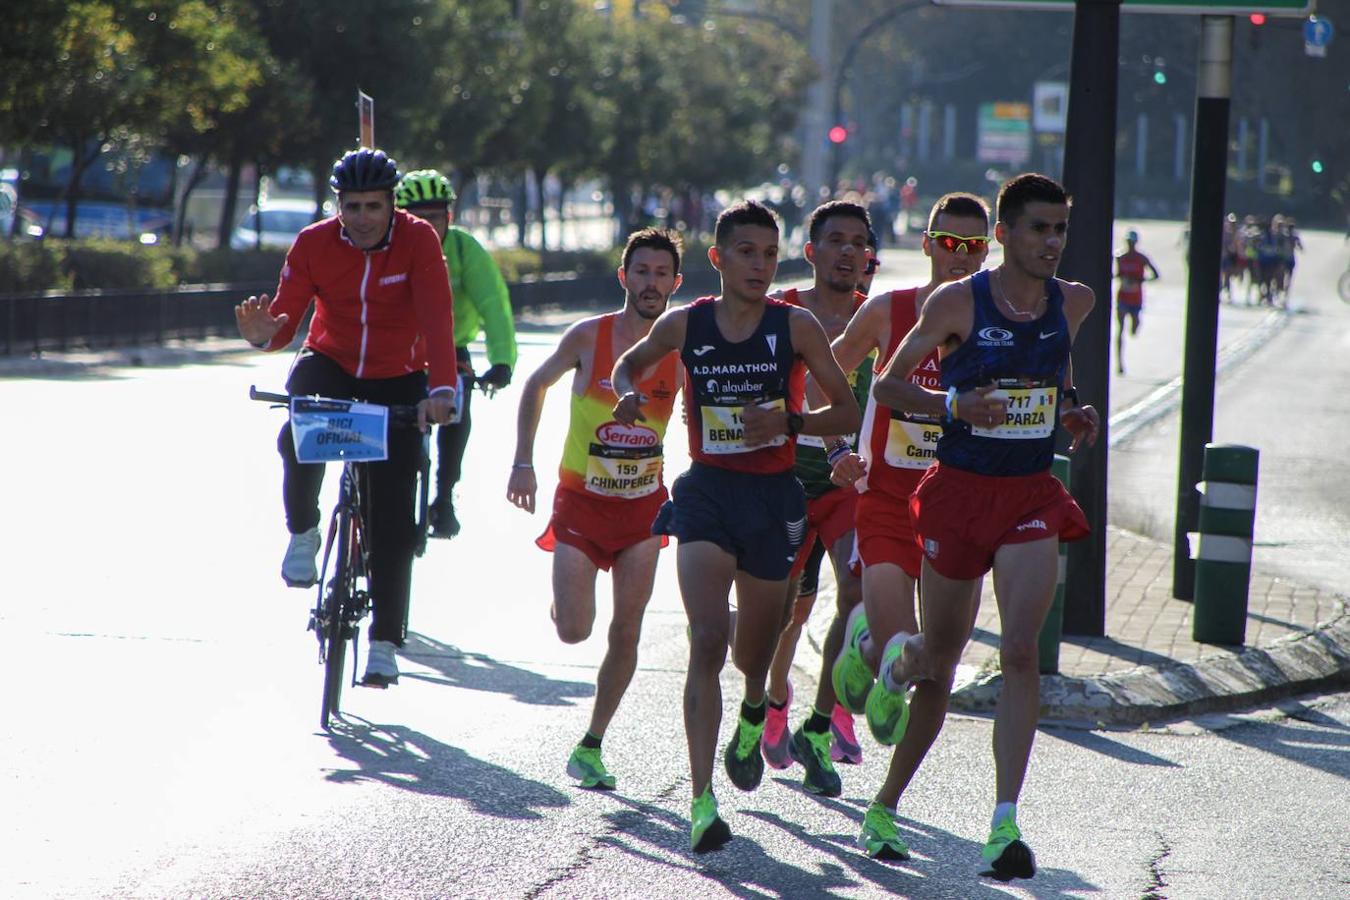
[262,210,457,393]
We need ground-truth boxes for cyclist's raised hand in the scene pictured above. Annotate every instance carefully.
[235,293,288,348]
[418,392,455,431]
[507,464,537,514]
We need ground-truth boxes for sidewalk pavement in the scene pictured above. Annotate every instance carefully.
[801,525,1350,726]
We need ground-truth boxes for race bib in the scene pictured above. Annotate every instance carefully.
[290,397,388,463]
[701,398,787,455]
[585,445,662,498]
[970,384,1058,440]
[883,416,941,469]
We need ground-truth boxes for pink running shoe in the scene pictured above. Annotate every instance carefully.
[762,681,794,769]
[830,702,863,764]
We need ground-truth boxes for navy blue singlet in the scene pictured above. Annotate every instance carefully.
[681,296,800,474]
[937,270,1070,476]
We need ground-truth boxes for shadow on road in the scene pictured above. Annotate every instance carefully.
[1203,701,1350,783]
[590,792,860,899]
[324,715,570,820]
[1041,726,1182,768]
[397,631,595,706]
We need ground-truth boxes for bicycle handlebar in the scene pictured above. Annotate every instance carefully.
[249,385,422,428]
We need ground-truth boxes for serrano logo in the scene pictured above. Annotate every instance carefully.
[599,378,613,391]
[378,272,409,286]
[977,326,1014,344]
[596,421,659,447]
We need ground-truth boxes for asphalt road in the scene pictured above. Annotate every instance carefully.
[3,224,1347,898]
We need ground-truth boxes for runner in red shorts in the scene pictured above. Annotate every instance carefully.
[864,173,1100,882]
[507,229,683,791]
[822,192,993,859]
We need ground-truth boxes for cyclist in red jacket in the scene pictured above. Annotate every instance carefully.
[235,148,457,686]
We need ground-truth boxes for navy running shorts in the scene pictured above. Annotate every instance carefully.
[653,462,807,581]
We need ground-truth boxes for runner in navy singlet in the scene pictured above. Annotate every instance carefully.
[823,191,993,860]
[610,200,860,854]
[863,174,1100,882]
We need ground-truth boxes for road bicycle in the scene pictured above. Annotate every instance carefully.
[251,386,429,729]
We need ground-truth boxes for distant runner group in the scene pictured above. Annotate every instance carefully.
[238,153,1100,884]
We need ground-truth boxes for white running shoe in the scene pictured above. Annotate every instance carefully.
[281,526,321,587]
[362,640,399,687]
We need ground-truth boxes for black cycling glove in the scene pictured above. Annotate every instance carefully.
[479,363,512,390]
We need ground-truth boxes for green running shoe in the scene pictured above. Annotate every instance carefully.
[864,642,911,746]
[787,724,842,797]
[566,744,617,790]
[723,713,765,791]
[981,815,1036,881]
[857,802,910,861]
[690,788,732,853]
[831,611,873,715]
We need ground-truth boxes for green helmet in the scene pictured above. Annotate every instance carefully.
[395,169,456,209]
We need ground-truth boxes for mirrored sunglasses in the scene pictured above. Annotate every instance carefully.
[926,231,991,254]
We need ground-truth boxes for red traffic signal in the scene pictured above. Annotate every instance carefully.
[1249,12,1266,25]
[828,125,848,145]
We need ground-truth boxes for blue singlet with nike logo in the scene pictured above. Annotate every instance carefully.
[937,269,1071,476]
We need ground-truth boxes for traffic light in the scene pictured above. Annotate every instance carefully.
[828,125,848,145]
[1312,159,1324,174]
[1151,56,1167,85]
[1249,12,1266,25]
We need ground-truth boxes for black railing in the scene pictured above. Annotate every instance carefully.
[1,258,811,356]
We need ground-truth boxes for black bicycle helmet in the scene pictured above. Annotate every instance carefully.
[329,148,400,193]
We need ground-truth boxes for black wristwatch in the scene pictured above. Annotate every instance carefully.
[1061,386,1080,407]
[786,411,805,437]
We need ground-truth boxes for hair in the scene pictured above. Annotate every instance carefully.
[622,227,683,274]
[866,226,880,250]
[807,200,871,244]
[714,199,779,247]
[996,173,1070,226]
[927,192,991,232]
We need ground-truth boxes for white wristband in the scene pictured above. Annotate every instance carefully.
[945,386,958,422]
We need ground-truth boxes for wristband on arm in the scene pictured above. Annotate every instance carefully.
[945,386,959,423]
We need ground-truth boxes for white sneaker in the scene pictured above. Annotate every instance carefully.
[363,640,399,687]
[281,526,321,587]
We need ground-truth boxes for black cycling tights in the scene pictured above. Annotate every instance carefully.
[279,350,426,645]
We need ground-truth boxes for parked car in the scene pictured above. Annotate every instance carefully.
[21,199,171,243]
[230,198,331,250]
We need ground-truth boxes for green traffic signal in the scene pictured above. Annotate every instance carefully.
[1153,71,1167,85]
[1311,160,1324,174]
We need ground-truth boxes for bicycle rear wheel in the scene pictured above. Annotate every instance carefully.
[320,504,356,729]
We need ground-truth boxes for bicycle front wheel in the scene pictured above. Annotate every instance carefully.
[320,506,356,729]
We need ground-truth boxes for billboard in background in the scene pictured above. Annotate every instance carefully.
[1033,82,1069,134]
[977,102,1032,166]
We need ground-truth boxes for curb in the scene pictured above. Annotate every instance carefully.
[947,600,1350,725]
[799,566,1350,728]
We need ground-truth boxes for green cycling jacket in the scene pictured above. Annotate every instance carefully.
[443,226,517,367]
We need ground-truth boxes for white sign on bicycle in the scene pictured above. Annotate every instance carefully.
[291,397,389,463]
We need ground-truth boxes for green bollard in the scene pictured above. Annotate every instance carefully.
[1192,444,1259,645]
[1038,454,1072,674]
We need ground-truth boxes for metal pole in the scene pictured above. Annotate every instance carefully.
[1059,0,1121,636]
[1174,112,1187,182]
[1172,15,1234,599]
[1136,113,1149,177]
[802,0,832,199]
